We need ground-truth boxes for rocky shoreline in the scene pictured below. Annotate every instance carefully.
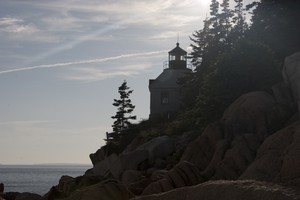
[2,53,300,200]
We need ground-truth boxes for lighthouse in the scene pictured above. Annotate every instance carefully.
[149,43,192,118]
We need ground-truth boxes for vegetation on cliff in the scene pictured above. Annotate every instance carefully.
[105,0,300,158]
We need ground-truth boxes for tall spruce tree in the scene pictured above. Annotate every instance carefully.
[190,17,211,71]
[232,0,248,38]
[180,0,286,131]
[111,80,136,139]
[208,0,222,57]
[185,0,234,106]
[220,0,233,46]
[248,0,300,59]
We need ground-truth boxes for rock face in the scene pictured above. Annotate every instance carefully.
[15,193,41,200]
[181,91,293,181]
[141,161,203,195]
[133,180,300,200]
[60,180,133,200]
[0,183,3,193]
[135,136,175,163]
[283,52,300,115]
[56,176,77,195]
[93,136,175,179]
[93,153,121,178]
[89,147,106,166]
[240,120,300,187]
[60,52,300,200]
[121,170,144,186]
[221,91,291,137]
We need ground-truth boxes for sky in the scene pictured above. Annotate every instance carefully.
[0,0,254,165]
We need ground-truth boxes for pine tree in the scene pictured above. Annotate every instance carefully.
[190,17,211,71]
[111,80,136,139]
[208,0,222,52]
[219,0,233,46]
[232,0,248,38]
[190,0,233,72]
[248,0,300,59]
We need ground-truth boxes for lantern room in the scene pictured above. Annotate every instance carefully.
[168,42,187,69]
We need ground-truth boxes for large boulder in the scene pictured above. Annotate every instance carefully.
[1,192,21,200]
[59,180,133,200]
[136,136,175,163]
[56,176,77,195]
[221,91,291,138]
[181,122,224,171]
[93,136,175,180]
[120,150,149,172]
[181,91,293,181]
[118,136,175,176]
[283,52,300,115]
[142,161,203,195]
[122,170,144,186]
[0,183,3,193]
[202,134,261,180]
[133,180,300,200]
[122,136,150,154]
[15,193,41,200]
[93,153,122,179]
[89,147,106,166]
[75,175,102,188]
[240,120,300,187]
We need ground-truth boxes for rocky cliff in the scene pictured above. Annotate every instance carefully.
[6,53,299,200]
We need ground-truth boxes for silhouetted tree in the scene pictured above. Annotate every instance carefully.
[232,0,248,39]
[220,0,233,46]
[194,39,281,124]
[248,0,300,59]
[184,0,237,107]
[181,0,284,127]
[190,18,211,71]
[111,80,136,139]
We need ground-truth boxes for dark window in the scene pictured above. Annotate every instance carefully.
[161,91,169,104]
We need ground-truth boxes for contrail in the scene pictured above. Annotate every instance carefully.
[0,50,167,75]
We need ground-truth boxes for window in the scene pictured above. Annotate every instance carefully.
[169,55,175,61]
[161,91,169,104]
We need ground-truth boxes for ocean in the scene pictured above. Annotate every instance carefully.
[0,164,91,195]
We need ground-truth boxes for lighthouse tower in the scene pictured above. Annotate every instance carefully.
[149,43,192,118]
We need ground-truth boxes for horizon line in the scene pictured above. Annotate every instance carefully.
[0,163,92,166]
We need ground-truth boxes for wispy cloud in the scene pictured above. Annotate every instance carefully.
[0,0,208,42]
[0,17,23,26]
[0,50,167,75]
[0,17,59,43]
[63,63,152,82]
[0,0,206,69]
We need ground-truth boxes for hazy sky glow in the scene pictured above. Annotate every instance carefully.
[0,0,253,164]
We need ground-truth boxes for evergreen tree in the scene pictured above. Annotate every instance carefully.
[248,0,300,59]
[185,0,234,107]
[232,0,248,38]
[219,0,233,46]
[190,18,211,71]
[209,0,220,26]
[111,80,136,139]
[208,0,223,57]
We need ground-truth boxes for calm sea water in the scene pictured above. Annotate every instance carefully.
[0,165,91,195]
